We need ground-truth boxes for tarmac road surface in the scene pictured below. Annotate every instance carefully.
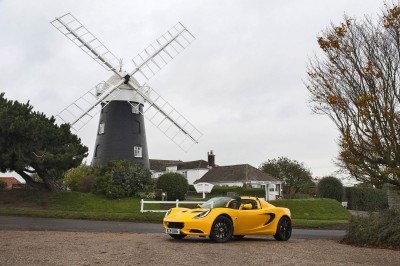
[0,215,345,240]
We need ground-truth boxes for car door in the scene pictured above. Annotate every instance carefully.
[235,199,269,235]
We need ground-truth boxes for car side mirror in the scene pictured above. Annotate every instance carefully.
[242,203,252,210]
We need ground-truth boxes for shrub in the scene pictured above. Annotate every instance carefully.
[91,160,152,199]
[91,175,126,199]
[343,209,400,249]
[0,180,7,190]
[345,187,388,211]
[317,176,344,202]
[63,165,93,191]
[157,173,188,200]
[137,191,156,199]
[77,175,96,193]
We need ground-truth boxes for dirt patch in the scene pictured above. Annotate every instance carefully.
[1,231,399,265]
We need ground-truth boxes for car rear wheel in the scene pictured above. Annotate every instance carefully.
[169,233,186,240]
[209,216,233,243]
[274,216,292,241]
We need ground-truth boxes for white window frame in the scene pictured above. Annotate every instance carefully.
[134,146,142,158]
[98,122,105,134]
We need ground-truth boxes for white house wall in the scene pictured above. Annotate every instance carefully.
[151,168,210,185]
[179,169,209,185]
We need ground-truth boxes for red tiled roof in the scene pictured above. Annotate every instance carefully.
[173,160,210,170]
[149,159,182,171]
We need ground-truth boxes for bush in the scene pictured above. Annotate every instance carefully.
[77,175,96,193]
[137,191,156,199]
[0,180,7,190]
[91,160,152,199]
[343,209,400,249]
[62,165,93,191]
[345,187,388,211]
[157,173,188,200]
[317,176,344,202]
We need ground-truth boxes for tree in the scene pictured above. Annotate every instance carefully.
[0,93,88,191]
[317,176,344,202]
[306,3,400,189]
[157,173,188,200]
[260,157,314,195]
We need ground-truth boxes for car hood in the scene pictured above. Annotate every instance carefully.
[166,208,208,220]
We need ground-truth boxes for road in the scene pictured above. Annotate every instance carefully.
[0,215,346,240]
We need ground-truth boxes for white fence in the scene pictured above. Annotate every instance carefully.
[140,199,205,213]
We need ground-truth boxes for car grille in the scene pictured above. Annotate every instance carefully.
[167,222,184,229]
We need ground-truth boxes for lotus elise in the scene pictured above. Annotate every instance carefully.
[163,196,292,243]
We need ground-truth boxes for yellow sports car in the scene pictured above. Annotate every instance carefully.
[163,196,292,243]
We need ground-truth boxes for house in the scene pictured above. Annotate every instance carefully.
[150,151,216,185]
[0,177,22,190]
[194,164,282,200]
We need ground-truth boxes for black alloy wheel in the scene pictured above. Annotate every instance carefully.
[273,216,292,241]
[209,216,233,243]
[169,233,186,240]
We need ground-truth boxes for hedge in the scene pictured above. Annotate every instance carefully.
[317,176,344,202]
[343,209,400,249]
[345,187,388,211]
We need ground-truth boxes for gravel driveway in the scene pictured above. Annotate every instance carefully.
[1,231,399,265]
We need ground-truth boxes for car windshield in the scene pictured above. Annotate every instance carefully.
[199,197,233,209]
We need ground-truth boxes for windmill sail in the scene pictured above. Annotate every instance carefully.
[56,81,123,132]
[51,13,120,72]
[130,22,196,84]
[127,83,202,152]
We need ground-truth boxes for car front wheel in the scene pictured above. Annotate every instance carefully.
[274,216,292,241]
[209,216,233,243]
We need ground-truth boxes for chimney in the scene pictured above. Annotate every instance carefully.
[208,150,215,168]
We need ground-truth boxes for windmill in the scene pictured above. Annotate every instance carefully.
[51,13,202,169]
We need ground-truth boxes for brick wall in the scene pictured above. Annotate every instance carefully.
[0,177,20,190]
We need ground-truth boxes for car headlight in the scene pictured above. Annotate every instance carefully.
[165,209,172,218]
[193,209,211,219]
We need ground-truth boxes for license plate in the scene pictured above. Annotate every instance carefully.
[165,228,180,234]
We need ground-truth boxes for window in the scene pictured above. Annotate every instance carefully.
[133,121,141,134]
[134,146,142,158]
[131,103,140,114]
[98,121,105,134]
[94,144,100,157]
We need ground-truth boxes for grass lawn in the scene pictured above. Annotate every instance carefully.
[0,191,350,228]
[271,198,350,228]
[0,190,164,222]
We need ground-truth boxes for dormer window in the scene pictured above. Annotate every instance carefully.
[132,104,140,114]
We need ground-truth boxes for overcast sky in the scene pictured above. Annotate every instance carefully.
[0,0,385,182]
